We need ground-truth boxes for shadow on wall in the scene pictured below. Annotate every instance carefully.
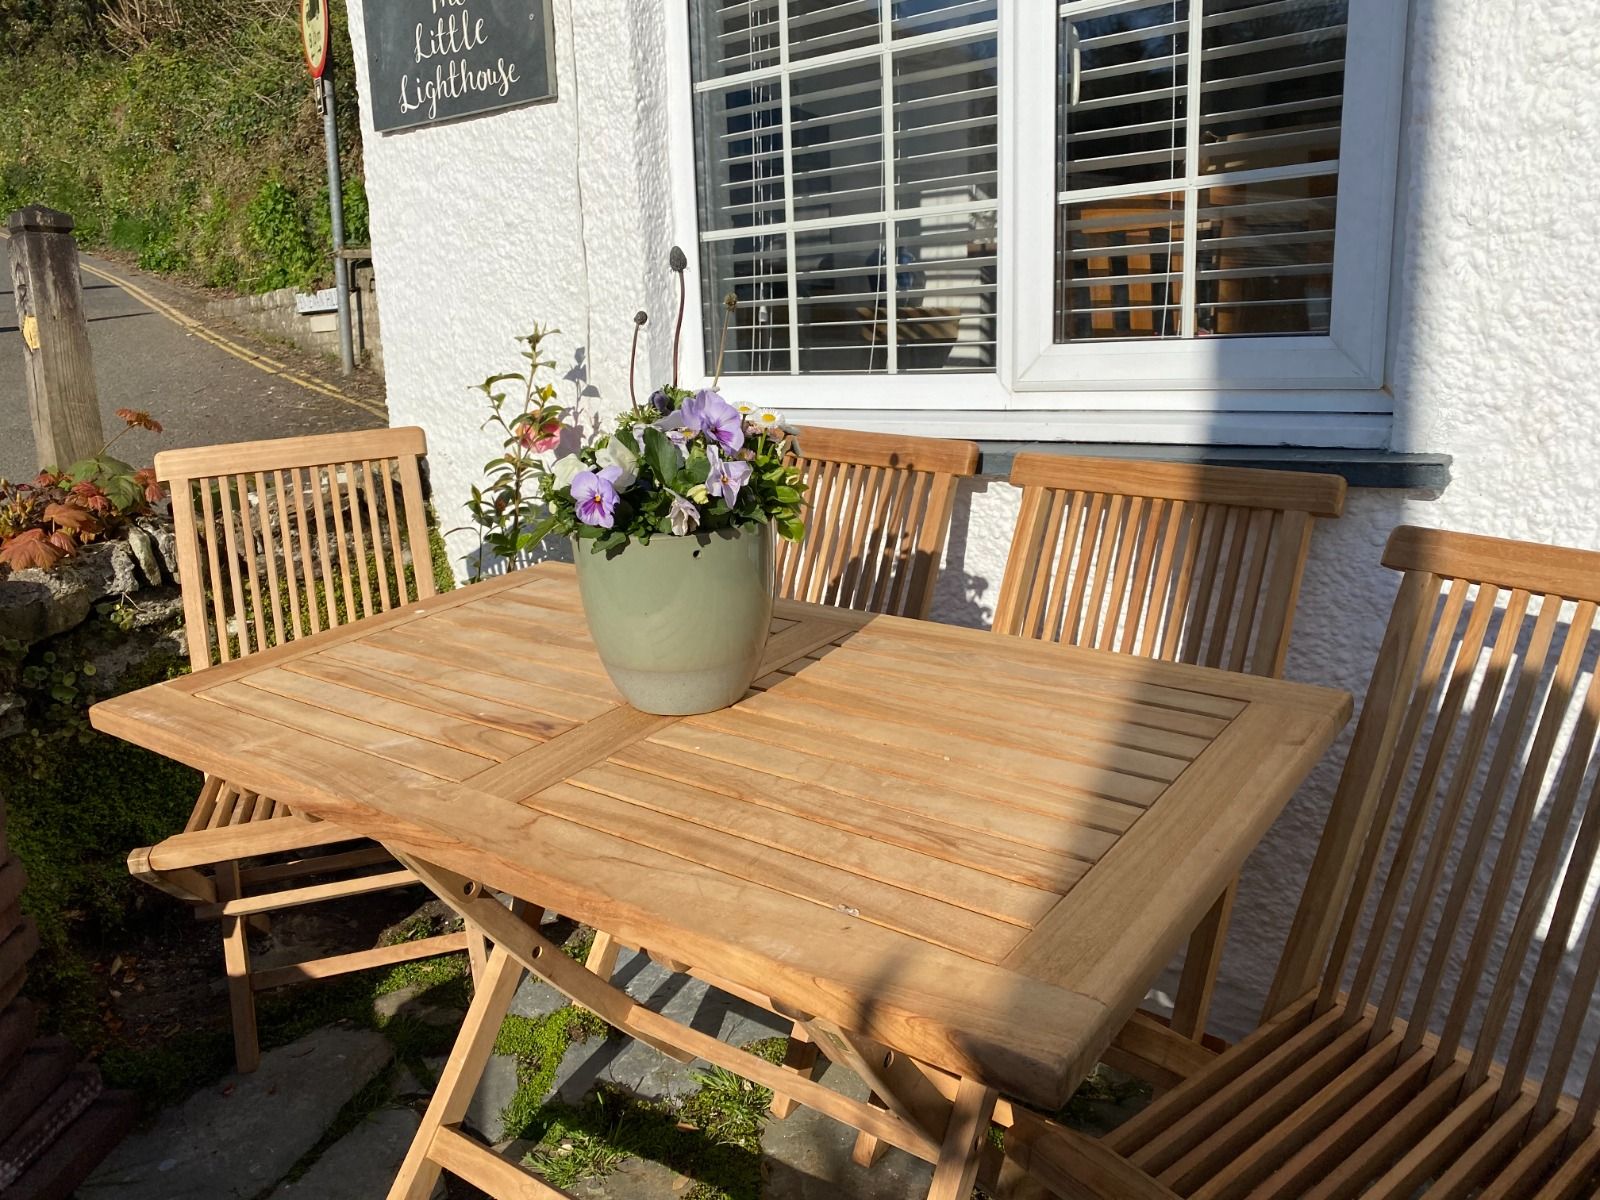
[927,478,995,631]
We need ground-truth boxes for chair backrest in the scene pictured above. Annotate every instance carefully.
[776,426,980,619]
[993,454,1345,676]
[1272,526,1600,1124]
[155,428,435,671]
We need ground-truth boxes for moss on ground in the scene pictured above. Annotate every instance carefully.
[501,1033,784,1200]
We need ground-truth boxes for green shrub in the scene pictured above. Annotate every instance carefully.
[0,0,365,290]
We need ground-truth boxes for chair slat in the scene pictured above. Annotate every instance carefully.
[270,470,306,641]
[253,471,286,647]
[363,461,394,612]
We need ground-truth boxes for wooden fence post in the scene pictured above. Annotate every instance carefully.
[7,206,104,472]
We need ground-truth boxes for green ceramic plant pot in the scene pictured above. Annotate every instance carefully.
[572,523,775,715]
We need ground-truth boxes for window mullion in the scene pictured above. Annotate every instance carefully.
[1179,0,1204,339]
[880,11,898,374]
[777,0,799,375]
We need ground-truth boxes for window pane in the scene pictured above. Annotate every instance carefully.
[690,0,782,80]
[795,222,891,373]
[790,0,881,62]
[701,234,793,375]
[892,0,996,39]
[694,79,787,234]
[1060,3,1189,193]
[1056,194,1185,342]
[1196,177,1335,336]
[895,213,997,371]
[1055,0,1345,344]
[1199,0,1346,176]
[688,0,1000,376]
[893,35,998,210]
[790,60,886,223]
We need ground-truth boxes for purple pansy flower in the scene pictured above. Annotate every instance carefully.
[659,389,744,453]
[570,465,625,528]
[705,445,753,507]
[648,389,673,416]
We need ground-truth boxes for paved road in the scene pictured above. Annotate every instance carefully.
[0,241,382,482]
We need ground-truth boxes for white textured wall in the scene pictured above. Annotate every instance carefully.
[349,0,1600,1050]
[345,0,679,573]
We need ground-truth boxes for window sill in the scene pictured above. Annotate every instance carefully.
[975,443,1453,492]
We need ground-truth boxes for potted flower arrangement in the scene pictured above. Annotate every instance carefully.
[465,250,806,715]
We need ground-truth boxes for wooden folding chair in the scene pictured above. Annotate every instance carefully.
[776,425,982,619]
[993,453,1346,1071]
[131,428,468,1072]
[584,426,981,1134]
[1033,526,1600,1199]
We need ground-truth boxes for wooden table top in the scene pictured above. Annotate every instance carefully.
[91,564,1350,1108]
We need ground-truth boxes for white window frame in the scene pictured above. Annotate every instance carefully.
[663,0,1410,447]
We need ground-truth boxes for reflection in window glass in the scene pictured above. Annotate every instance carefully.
[1056,0,1346,342]
[689,0,999,375]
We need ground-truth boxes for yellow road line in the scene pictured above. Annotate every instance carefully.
[2,228,386,420]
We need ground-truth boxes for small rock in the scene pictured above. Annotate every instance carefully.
[125,524,164,586]
[465,1053,522,1142]
[373,983,463,1027]
[268,1107,443,1199]
[0,693,23,741]
[81,1026,394,1200]
[0,539,143,650]
[135,517,181,577]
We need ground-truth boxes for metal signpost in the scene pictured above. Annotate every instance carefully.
[302,0,354,376]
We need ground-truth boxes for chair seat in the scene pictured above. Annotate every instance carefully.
[1099,994,1600,1200]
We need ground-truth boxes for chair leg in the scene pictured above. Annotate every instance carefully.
[585,930,621,980]
[770,1022,819,1120]
[216,863,261,1073]
[1169,883,1237,1042]
[465,927,488,983]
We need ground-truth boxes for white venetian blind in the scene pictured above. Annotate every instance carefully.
[688,0,1000,376]
[1056,0,1346,342]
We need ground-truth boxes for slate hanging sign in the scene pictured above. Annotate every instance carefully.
[363,0,556,133]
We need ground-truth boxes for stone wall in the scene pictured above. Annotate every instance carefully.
[0,522,185,738]
[204,264,383,374]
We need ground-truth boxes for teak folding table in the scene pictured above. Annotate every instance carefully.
[90,564,1350,1199]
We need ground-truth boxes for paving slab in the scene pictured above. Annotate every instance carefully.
[269,1106,443,1199]
[552,951,789,1105]
[80,1026,393,1200]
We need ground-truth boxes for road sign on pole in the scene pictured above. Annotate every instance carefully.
[301,0,330,79]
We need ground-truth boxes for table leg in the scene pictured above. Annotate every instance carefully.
[385,849,963,1197]
[387,941,526,1200]
[926,1077,998,1200]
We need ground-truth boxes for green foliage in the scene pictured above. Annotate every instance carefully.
[494,1004,613,1140]
[2,626,193,968]
[463,324,566,577]
[245,179,321,291]
[426,503,458,593]
[0,0,365,290]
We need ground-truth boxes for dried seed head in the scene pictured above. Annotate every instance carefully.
[634,310,649,326]
[669,245,688,272]
[723,292,738,311]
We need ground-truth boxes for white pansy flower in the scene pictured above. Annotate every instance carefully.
[595,437,638,489]
[550,454,583,490]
